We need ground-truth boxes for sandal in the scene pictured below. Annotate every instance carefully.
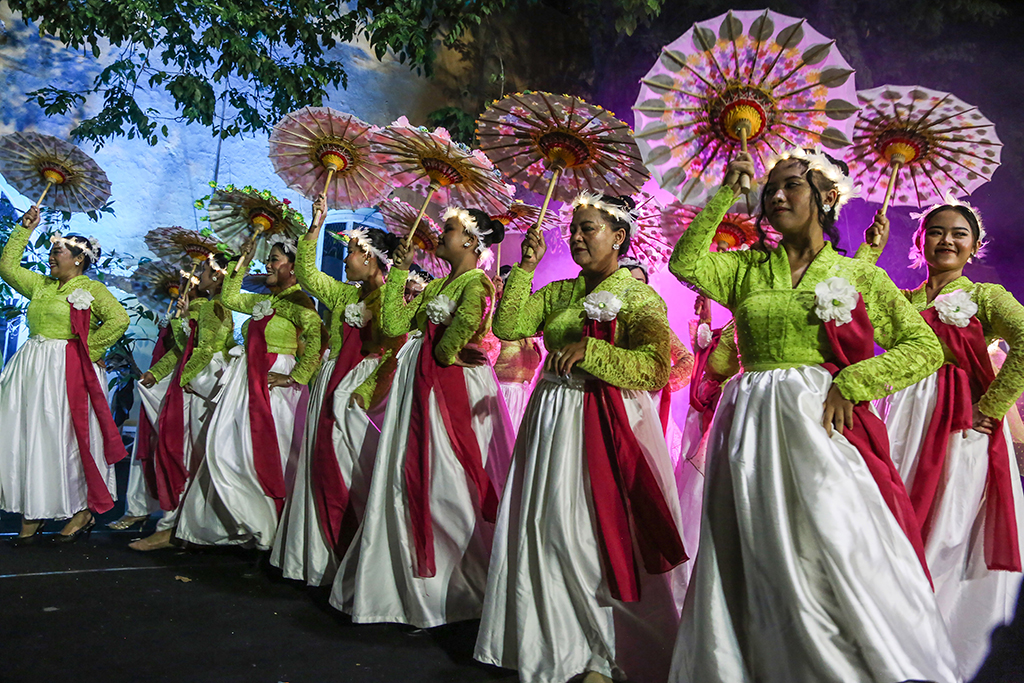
[107,515,148,531]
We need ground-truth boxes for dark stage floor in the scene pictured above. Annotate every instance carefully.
[0,521,518,683]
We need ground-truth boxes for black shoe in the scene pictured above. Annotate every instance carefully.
[53,518,95,544]
[7,524,45,547]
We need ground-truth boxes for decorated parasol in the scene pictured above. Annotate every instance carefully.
[373,118,513,248]
[130,260,197,315]
[477,91,649,259]
[632,9,859,204]
[490,200,558,271]
[0,132,112,211]
[376,197,449,278]
[661,202,765,251]
[268,106,391,210]
[846,85,1001,243]
[144,225,222,315]
[558,191,676,272]
[201,184,306,273]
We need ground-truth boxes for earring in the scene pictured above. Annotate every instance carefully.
[75,260,82,266]
[822,203,833,212]
[212,276,219,282]
[463,241,471,248]
[612,243,620,250]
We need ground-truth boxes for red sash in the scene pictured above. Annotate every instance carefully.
[582,317,688,602]
[689,326,725,432]
[821,296,931,582]
[311,321,369,556]
[405,322,499,578]
[658,385,672,435]
[153,319,197,511]
[912,307,1021,571]
[246,313,285,516]
[64,305,128,513]
[137,324,173,498]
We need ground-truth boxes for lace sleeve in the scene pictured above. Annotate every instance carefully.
[493,265,555,341]
[148,345,182,382]
[668,329,694,392]
[977,284,1024,419]
[86,281,129,362]
[275,299,324,385]
[296,239,351,309]
[853,242,883,265]
[706,320,740,380]
[0,226,46,299]
[832,265,943,402]
[180,300,232,387]
[667,186,744,307]
[578,292,671,392]
[221,259,262,314]
[436,272,493,366]
[380,269,420,338]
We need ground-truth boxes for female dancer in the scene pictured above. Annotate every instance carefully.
[272,203,405,586]
[862,201,1024,679]
[475,193,690,683]
[492,265,543,431]
[130,253,234,551]
[176,236,322,550]
[667,150,958,683]
[330,206,515,628]
[0,205,129,543]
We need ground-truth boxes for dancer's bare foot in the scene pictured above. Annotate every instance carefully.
[59,510,93,537]
[128,529,175,552]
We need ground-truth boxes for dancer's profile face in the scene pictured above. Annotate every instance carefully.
[568,207,625,273]
[197,259,220,294]
[923,209,975,273]
[344,242,372,282]
[48,240,84,280]
[435,215,477,263]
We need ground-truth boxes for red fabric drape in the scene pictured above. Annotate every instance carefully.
[689,326,726,432]
[581,316,687,602]
[912,307,1021,571]
[821,295,931,582]
[246,314,285,516]
[404,322,499,578]
[137,324,173,498]
[311,321,370,556]
[65,305,128,513]
[153,319,197,511]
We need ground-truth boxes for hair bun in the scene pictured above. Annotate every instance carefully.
[487,217,506,246]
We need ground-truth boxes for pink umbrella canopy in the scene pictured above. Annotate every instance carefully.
[633,9,859,204]
[269,107,391,209]
[661,202,769,251]
[0,132,111,212]
[846,85,1001,210]
[376,196,449,278]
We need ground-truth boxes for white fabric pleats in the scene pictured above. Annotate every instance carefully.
[884,373,1024,680]
[271,356,382,587]
[175,350,308,549]
[669,365,959,683]
[475,374,691,683]
[123,375,170,518]
[0,337,117,519]
[330,334,515,628]
[498,380,532,432]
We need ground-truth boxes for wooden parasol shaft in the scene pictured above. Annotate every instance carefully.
[874,158,904,246]
[404,186,437,250]
[171,260,202,319]
[34,181,54,209]
[738,124,752,192]
[233,224,267,274]
[526,166,563,260]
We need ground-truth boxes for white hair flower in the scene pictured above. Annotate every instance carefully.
[571,191,639,236]
[583,291,623,322]
[696,322,713,350]
[267,234,297,257]
[813,277,858,326]
[933,289,977,328]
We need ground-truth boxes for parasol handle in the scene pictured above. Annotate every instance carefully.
[526,166,563,260]
[875,155,905,246]
[172,260,202,319]
[233,224,267,275]
[404,186,437,250]
[319,168,336,204]
[737,123,752,192]
[34,181,55,209]
[495,242,502,274]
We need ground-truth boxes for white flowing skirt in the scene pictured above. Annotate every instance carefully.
[669,365,958,683]
[330,334,515,628]
[674,402,711,587]
[124,375,172,518]
[475,374,691,683]
[175,350,308,549]
[0,337,117,519]
[884,373,1024,680]
[499,380,532,432]
[271,356,382,587]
